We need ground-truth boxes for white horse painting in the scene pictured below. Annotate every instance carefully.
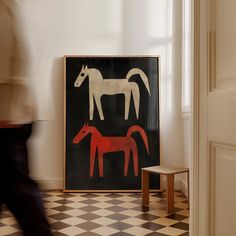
[74,65,150,120]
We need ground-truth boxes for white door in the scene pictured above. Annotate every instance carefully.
[193,0,236,235]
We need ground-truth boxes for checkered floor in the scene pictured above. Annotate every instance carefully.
[0,191,189,236]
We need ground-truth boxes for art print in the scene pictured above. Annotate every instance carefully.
[64,56,160,191]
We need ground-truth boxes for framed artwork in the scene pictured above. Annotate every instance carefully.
[64,56,160,192]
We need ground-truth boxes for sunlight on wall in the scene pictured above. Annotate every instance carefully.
[147,0,183,166]
[182,0,192,112]
[147,0,173,112]
[14,0,184,186]
[18,0,123,182]
[122,0,183,166]
[20,0,123,120]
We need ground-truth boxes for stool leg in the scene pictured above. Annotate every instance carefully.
[167,174,174,214]
[142,170,149,206]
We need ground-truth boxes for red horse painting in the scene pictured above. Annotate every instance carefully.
[73,124,149,177]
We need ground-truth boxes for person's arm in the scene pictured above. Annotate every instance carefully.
[0,1,34,126]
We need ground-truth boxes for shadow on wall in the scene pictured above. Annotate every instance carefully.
[28,57,64,190]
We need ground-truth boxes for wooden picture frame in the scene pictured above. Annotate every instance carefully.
[63,56,161,192]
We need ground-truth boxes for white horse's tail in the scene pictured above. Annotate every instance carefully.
[126,68,150,95]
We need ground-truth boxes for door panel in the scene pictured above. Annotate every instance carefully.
[216,0,236,87]
[207,0,236,234]
[208,0,236,89]
[208,90,236,141]
[214,145,236,236]
[195,0,236,235]
[209,142,236,236]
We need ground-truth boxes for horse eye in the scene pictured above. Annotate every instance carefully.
[81,73,85,77]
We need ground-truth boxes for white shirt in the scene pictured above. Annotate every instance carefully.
[0,0,35,125]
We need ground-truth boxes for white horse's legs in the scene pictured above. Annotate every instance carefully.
[94,96,104,120]
[131,88,140,119]
[89,93,94,120]
[124,92,131,120]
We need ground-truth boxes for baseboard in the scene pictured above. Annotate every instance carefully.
[31,178,189,197]
[162,178,188,197]
[180,179,189,198]
[32,177,63,190]
[162,178,181,190]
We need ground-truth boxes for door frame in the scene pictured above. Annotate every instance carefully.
[191,0,201,235]
[192,0,219,234]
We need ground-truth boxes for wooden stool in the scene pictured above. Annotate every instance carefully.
[142,165,189,214]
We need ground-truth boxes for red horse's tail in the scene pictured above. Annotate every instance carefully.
[127,125,149,154]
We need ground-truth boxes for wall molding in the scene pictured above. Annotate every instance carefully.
[32,177,63,190]
[180,179,189,198]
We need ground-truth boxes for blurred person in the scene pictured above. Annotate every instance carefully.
[0,1,53,235]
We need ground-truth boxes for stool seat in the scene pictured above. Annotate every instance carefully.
[142,165,189,214]
[142,165,189,175]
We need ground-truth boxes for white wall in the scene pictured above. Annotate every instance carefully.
[181,113,191,195]
[17,0,184,189]
[179,0,193,197]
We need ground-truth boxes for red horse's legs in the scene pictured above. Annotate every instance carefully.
[124,148,130,176]
[131,143,138,176]
[98,152,104,177]
[90,145,97,177]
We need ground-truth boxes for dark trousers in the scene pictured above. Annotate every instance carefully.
[0,124,53,236]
